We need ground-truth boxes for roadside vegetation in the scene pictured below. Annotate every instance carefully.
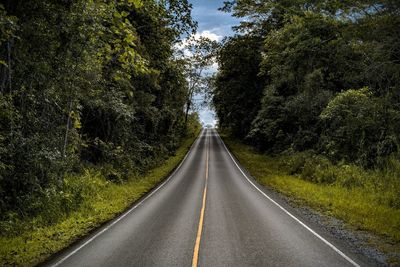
[223,136,400,261]
[0,123,200,266]
[0,0,203,266]
[212,1,400,262]
[214,1,400,169]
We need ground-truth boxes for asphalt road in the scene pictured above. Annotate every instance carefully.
[45,129,373,267]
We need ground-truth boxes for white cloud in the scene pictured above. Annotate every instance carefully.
[175,30,222,51]
[199,106,217,127]
[175,30,221,71]
[175,31,221,126]
[193,30,222,42]
[209,62,219,72]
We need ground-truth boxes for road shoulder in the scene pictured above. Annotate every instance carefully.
[220,134,399,266]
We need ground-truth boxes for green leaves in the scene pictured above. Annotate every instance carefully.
[212,35,265,138]
[0,0,197,223]
[127,0,143,9]
[319,87,400,165]
[214,0,400,167]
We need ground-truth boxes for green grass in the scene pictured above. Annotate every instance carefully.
[0,131,200,266]
[222,136,400,261]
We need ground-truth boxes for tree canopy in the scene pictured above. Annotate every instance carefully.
[0,0,199,219]
[213,0,400,166]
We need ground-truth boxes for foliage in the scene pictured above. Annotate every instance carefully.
[213,0,400,166]
[320,88,400,166]
[0,129,200,266]
[213,2,400,261]
[212,35,265,139]
[175,37,219,125]
[0,0,197,224]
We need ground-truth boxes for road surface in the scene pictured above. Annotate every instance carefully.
[45,129,373,267]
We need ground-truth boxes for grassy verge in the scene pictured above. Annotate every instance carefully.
[0,131,200,266]
[221,135,400,261]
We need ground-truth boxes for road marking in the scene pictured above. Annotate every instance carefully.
[50,130,205,267]
[192,130,209,267]
[215,130,361,267]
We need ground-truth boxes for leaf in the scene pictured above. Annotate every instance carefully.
[128,0,143,9]
[113,12,121,19]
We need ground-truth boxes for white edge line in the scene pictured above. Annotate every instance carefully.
[215,131,361,267]
[51,129,205,267]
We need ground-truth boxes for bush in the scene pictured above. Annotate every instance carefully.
[320,87,400,166]
[280,152,310,175]
[280,151,374,188]
[280,152,334,184]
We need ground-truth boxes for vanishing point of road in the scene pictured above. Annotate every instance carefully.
[45,129,375,267]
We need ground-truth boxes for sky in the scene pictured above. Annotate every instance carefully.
[188,0,240,127]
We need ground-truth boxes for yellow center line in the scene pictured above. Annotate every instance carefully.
[192,131,209,267]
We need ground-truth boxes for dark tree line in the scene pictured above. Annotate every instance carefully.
[213,0,400,167]
[0,0,199,219]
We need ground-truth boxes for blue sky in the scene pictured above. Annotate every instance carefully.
[188,0,240,126]
[190,0,238,37]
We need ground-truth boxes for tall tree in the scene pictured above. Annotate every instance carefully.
[0,0,198,218]
[213,0,400,165]
[213,35,265,138]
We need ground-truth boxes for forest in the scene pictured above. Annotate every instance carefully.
[214,0,400,174]
[0,0,200,239]
[213,0,400,254]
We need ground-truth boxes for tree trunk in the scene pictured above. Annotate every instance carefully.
[1,65,6,92]
[184,101,190,126]
[7,39,12,93]
[184,85,196,126]
[63,100,73,158]
[7,39,14,136]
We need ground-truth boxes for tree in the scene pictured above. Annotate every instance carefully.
[212,34,265,138]
[320,88,400,166]
[0,0,198,220]
[213,0,400,166]
[175,36,218,125]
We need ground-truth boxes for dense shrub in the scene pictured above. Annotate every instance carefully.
[320,88,400,166]
[0,0,197,221]
[214,1,400,170]
[279,150,400,207]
